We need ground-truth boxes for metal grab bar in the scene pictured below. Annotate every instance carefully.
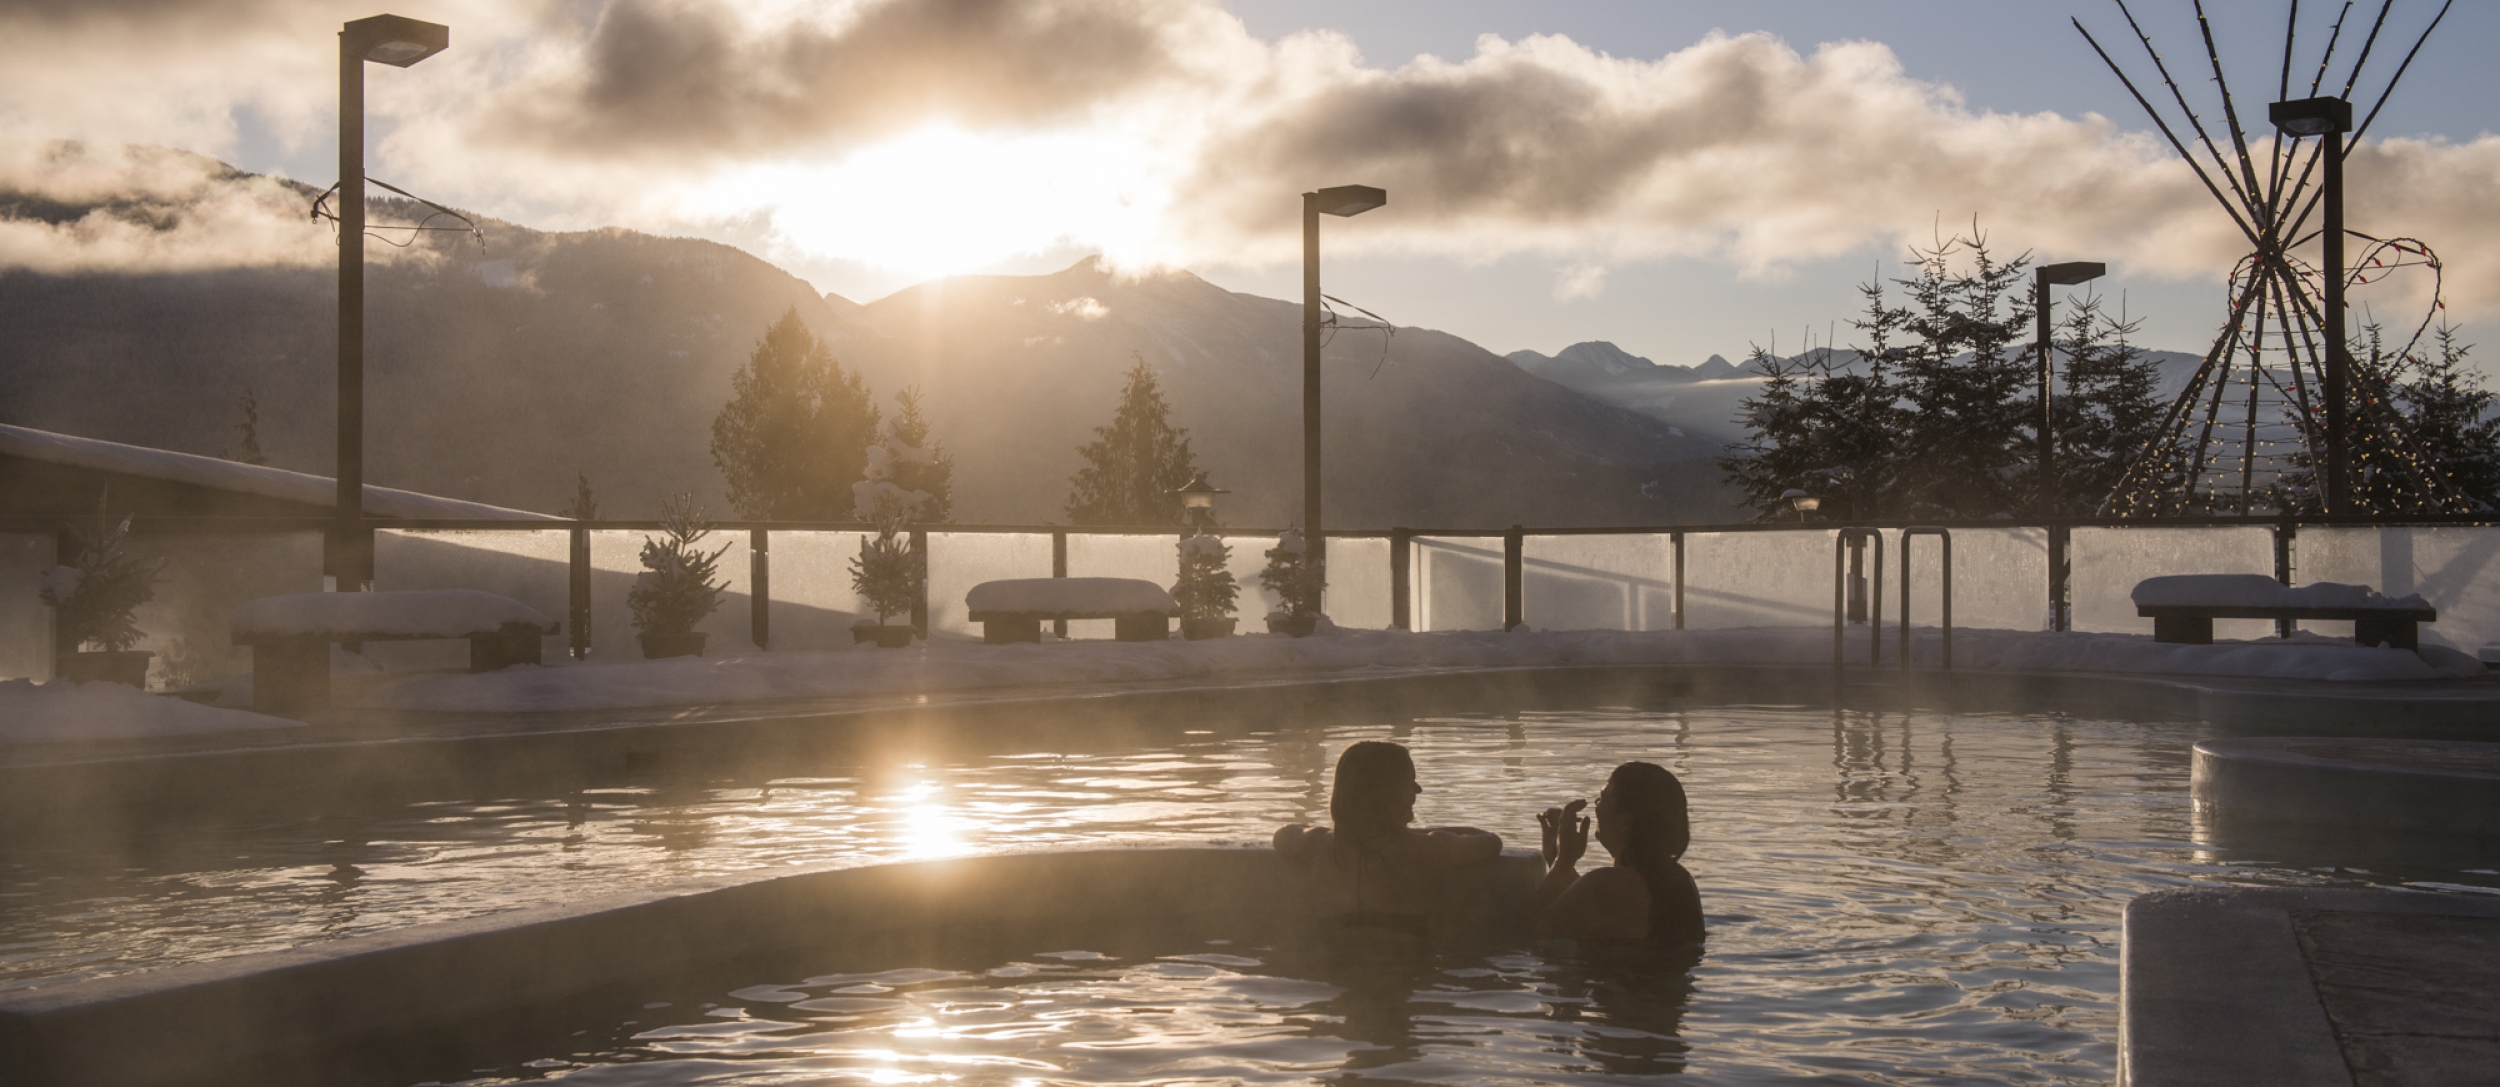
[1832,528,1884,683]
[1900,526,1954,672]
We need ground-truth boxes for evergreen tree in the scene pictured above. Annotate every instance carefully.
[41,500,161,652]
[1173,534,1239,621]
[1066,354,1199,526]
[2393,325,2500,510]
[883,386,955,523]
[561,472,599,520]
[1257,528,1321,619]
[2051,295,2176,515]
[227,387,266,466]
[1885,233,2035,517]
[627,494,728,636]
[711,309,880,520]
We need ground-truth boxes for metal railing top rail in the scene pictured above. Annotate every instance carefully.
[8,512,2500,537]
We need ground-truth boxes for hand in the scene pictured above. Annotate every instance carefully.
[1538,799,1588,869]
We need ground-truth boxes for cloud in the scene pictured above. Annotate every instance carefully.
[5,0,2499,318]
[0,141,336,272]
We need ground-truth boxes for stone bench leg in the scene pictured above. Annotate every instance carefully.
[1114,615,1169,642]
[2153,616,2214,645]
[984,617,1042,645]
[252,638,330,715]
[470,625,548,672]
[2353,618,2417,650]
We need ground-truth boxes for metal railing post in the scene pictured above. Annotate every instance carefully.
[749,528,770,649]
[568,525,591,660]
[1051,529,1069,639]
[909,528,929,639]
[1671,531,1686,630]
[1833,529,1885,685]
[1900,527,1954,673]
[2273,518,2297,639]
[2048,522,2071,632]
[1390,528,1413,631]
[1503,525,1524,631]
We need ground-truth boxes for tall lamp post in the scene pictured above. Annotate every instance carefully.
[1174,472,1229,537]
[2270,95,2354,514]
[333,14,449,591]
[2035,261,2106,517]
[1301,184,1385,614]
[2035,261,2101,634]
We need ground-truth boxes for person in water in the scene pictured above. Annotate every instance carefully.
[1524,761,1704,944]
[1273,740,1504,938]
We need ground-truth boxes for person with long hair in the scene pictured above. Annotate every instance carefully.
[1524,761,1704,944]
[1273,741,1503,939]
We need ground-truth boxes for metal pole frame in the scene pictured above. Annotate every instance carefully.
[2323,128,2348,514]
[1502,524,1524,631]
[1389,528,1413,631]
[1301,194,1325,615]
[1900,527,1954,673]
[333,27,369,591]
[1831,528,1885,686]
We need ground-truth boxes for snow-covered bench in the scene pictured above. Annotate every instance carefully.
[232,590,560,713]
[2132,574,2435,649]
[965,578,1177,644]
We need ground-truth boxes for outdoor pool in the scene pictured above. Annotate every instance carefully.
[7,699,2498,1084]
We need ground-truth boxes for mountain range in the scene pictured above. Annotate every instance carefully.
[0,148,1739,528]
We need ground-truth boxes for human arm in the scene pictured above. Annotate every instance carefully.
[1520,800,1588,929]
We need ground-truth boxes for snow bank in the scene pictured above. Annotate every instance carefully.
[361,624,2485,715]
[232,589,553,639]
[0,423,556,521]
[0,679,302,746]
[2131,574,2430,611]
[964,578,1176,614]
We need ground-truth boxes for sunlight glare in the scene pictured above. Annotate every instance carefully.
[710,125,1165,279]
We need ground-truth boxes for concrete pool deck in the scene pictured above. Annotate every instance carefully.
[2195,736,2500,836]
[2122,887,2500,1087]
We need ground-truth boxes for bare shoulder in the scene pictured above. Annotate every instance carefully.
[1273,824,1330,859]
[1574,865,1653,905]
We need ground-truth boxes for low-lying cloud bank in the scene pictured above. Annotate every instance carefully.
[2,0,2495,313]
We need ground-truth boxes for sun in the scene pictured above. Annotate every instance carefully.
[707,124,1163,280]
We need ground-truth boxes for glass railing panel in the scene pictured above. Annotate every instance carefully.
[1414,536,1504,632]
[2294,526,2500,656]
[1679,529,1833,629]
[761,530,873,650]
[1324,536,1392,631]
[1064,531,1180,639]
[2068,526,2275,638]
[1522,534,1673,632]
[0,532,53,681]
[925,531,1052,639]
[116,532,324,691]
[377,529,584,669]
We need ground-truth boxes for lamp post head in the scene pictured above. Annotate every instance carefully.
[1306,185,1387,218]
[1781,489,1821,513]
[2269,96,2351,137]
[2038,261,2106,287]
[1174,472,1229,510]
[346,14,449,67]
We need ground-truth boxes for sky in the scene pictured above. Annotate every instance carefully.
[2,0,2495,367]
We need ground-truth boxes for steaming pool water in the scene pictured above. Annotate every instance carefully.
[8,699,2500,1085]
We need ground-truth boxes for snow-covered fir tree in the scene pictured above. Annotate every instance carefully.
[1173,534,1239,621]
[849,438,934,626]
[1257,528,1321,619]
[883,386,956,524]
[627,494,728,636]
[40,502,161,652]
[1066,355,1200,526]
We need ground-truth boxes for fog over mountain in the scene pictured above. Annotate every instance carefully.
[0,150,1739,527]
[1506,339,2207,447]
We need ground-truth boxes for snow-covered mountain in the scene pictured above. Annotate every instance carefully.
[0,151,1740,526]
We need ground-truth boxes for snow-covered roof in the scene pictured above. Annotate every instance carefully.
[0,423,558,521]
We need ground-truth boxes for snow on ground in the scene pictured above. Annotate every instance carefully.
[361,625,2487,715]
[231,589,553,639]
[0,679,303,746]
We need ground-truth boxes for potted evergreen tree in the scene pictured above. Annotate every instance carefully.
[628,494,728,659]
[849,441,933,647]
[1174,533,1239,639]
[1259,528,1324,637]
[41,505,162,686]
